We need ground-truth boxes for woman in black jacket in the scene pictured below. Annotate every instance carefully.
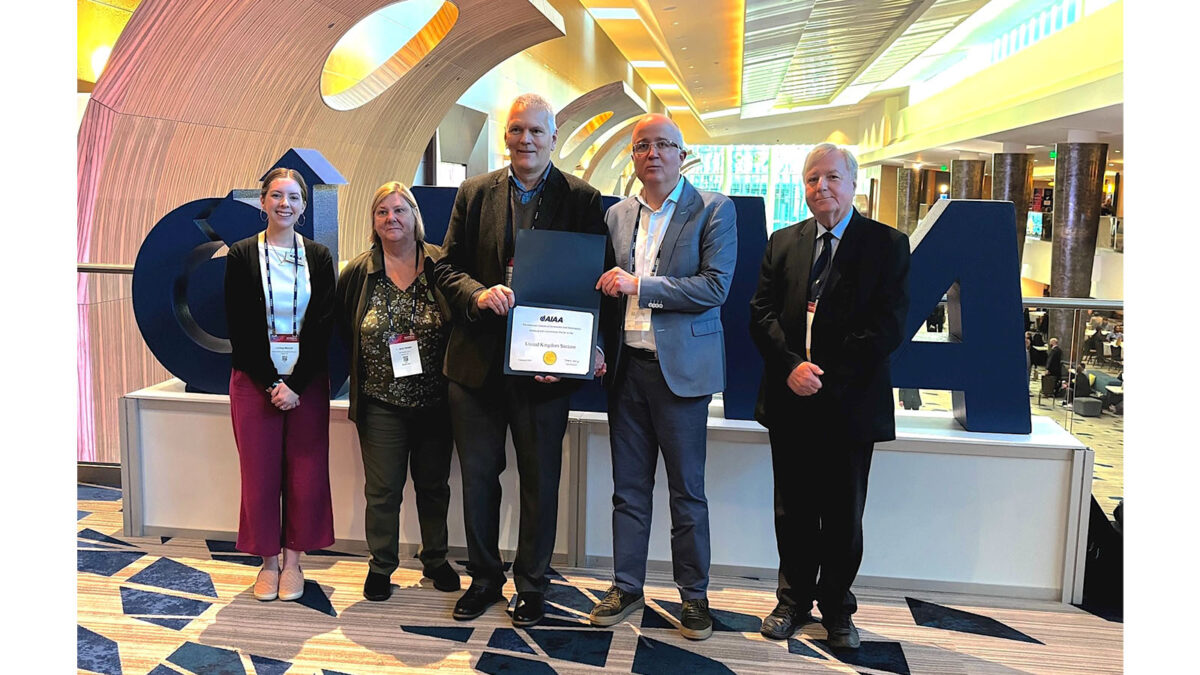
[224,167,336,603]
[337,182,459,601]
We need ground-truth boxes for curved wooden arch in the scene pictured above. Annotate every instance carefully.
[581,119,636,196]
[76,0,566,462]
[78,0,566,266]
[322,1,460,111]
[553,81,646,181]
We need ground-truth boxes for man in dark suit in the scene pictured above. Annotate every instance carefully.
[436,93,609,628]
[589,114,737,641]
[749,143,910,649]
[1046,337,1063,378]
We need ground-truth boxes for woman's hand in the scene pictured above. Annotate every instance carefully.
[270,382,300,410]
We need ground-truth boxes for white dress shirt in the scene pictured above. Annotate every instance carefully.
[625,177,685,351]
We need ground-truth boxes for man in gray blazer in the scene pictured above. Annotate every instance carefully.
[590,113,737,640]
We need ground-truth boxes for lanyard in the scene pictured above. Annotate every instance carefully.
[629,204,663,276]
[381,253,420,336]
[262,232,299,337]
[505,179,546,258]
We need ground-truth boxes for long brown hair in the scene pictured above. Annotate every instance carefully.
[260,167,309,207]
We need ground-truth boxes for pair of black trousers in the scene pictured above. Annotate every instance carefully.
[449,377,570,594]
[356,398,453,577]
[767,421,874,620]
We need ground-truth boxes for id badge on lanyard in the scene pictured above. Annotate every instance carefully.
[389,333,423,378]
[625,206,657,332]
[505,257,514,288]
[805,300,818,361]
[270,334,300,375]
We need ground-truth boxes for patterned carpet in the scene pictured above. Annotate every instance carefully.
[79,484,1122,674]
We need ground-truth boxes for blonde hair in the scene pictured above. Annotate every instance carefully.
[369,181,425,246]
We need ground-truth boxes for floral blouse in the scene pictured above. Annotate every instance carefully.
[358,270,448,408]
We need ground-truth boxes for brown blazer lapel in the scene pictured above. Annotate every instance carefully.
[483,171,508,272]
[537,166,566,230]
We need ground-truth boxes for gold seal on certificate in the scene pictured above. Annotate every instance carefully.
[508,306,593,376]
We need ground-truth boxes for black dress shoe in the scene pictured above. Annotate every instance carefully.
[511,592,545,627]
[760,602,816,640]
[363,571,392,601]
[679,598,713,640]
[424,562,461,592]
[823,614,861,649]
[453,585,505,621]
[589,586,644,627]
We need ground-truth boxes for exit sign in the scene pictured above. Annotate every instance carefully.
[1049,150,1057,159]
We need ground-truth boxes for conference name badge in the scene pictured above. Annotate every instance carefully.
[508,305,592,376]
[389,334,423,378]
[269,334,300,376]
[624,294,652,331]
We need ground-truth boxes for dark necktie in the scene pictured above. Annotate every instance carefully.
[809,231,834,299]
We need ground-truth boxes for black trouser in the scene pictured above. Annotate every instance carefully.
[449,376,570,594]
[356,398,453,577]
[767,422,874,621]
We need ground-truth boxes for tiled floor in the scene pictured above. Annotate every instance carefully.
[79,484,1122,674]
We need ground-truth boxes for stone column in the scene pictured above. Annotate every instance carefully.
[991,150,1035,268]
[1048,135,1108,351]
[950,157,985,199]
[896,165,920,234]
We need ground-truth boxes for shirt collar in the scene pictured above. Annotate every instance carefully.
[816,207,854,240]
[635,175,685,212]
[508,162,553,194]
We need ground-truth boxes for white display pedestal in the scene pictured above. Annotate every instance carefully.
[122,380,1091,603]
[119,379,577,565]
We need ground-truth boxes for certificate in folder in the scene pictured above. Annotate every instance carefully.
[504,229,606,379]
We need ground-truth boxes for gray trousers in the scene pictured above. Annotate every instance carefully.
[608,356,712,600]
[356,398,453,577]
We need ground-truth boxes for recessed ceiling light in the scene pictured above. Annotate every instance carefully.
[1115,149,1121,153]
[589,8,640,20]
[673,21,679,26]
[700,108,739,120]
[681,46,687,50]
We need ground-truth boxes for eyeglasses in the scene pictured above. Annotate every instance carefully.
[631,140,682,156]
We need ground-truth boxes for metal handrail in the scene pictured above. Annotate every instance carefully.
[77,263,134,275]
[78,261,1128,314]
[1022,297,1123,311]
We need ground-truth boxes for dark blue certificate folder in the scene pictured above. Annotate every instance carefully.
[510,229,606,308]
[504,229,607,378]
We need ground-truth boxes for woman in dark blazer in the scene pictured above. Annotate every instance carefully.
[224,167,336,603]
[337,182,460,601]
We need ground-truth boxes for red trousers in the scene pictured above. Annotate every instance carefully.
[229,369,334,556]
